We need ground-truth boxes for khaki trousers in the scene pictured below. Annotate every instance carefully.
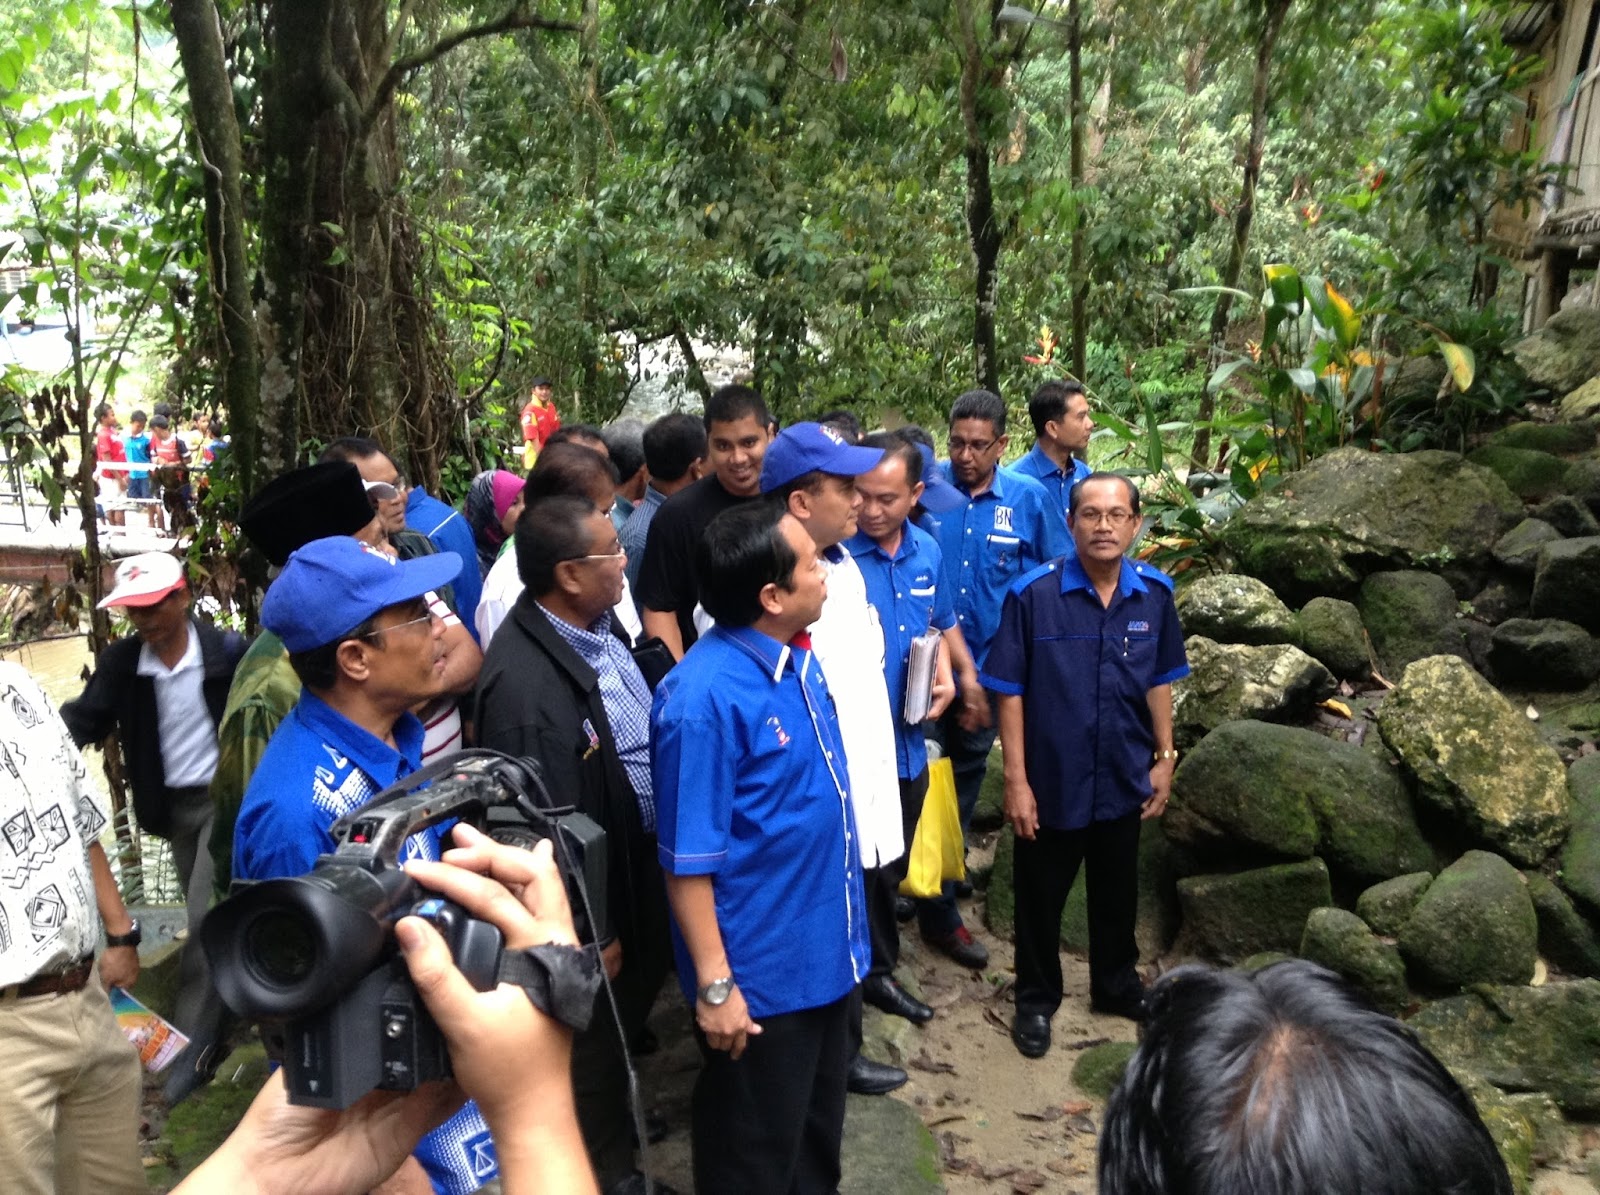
[0,968,146,1194]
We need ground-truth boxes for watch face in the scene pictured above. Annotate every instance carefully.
[701,978,733,1005]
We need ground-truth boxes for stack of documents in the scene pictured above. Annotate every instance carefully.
[903,630,943,724]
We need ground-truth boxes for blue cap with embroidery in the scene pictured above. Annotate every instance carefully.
[759,421,885,492]
[262,536,461,653]
[916,443,967,513]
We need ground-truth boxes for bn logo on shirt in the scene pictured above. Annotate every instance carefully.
[993,506,1014,533]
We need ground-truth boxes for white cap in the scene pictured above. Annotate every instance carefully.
[98,552,186,610]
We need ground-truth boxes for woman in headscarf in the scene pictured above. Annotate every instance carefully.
[464,468,525,577]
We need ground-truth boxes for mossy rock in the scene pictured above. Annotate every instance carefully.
[1531,494,1600,539]
[1299,906,1409,1013]
[841,1088,943,1195]
[1559,754,1600,918]
[1174,573,1298,646]
[1176,858,1332,964]
[1452,1070,1537,1195]
[1467,445,1572,501]
[1397,850,1537,989]
[970,744,1006,831]
[1523,871,1600,978]
[148,1042,271,1185]
[1493,518,1564,575]
[1235,950,1296,971]
[1358,570,1466,675]
[1296,596,1370,679]
[1071,1040,1137,1102]
[1171,637,1335,749]
[1531,537,1600,634]
[1488,618,1600,690]
[1410,980,1600,1115]
[1567,457,1600,517]
[1355,871,1433,937]
[1376,655,1570,866]
[1469,578,1532,625]
[1512,306,1600,392]
[1560,374,1600,422]
[1490,419,1600,455]
[1166,720,1432,888]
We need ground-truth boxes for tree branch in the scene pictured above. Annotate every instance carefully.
[362,6,582,135]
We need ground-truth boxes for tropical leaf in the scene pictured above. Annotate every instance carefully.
[1438,341,1475,391]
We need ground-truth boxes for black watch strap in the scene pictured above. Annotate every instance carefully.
[105,919,141,949]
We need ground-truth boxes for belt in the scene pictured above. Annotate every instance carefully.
[0,955,95,1000]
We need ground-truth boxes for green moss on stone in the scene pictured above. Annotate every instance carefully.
[1300,906,1410,1013]
[1559,755,1600,918]
[1355,872,1433,936]
[1398,850,1537,989]
[1490,420,1599,455]
[1297,596,1369,678]
[1072,1040,1138,1102]
[1467,445,1572,501]
[1176,858,1332,963]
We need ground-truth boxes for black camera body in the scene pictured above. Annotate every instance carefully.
[202,752,607,1109]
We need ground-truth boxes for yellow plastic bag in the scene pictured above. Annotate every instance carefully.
[899,757,966,898]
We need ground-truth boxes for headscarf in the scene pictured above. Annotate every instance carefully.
[464,468,525,577]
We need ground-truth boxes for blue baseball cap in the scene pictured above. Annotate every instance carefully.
[262,537,462,653]
[916,443,967,513]
[759,422,885,493]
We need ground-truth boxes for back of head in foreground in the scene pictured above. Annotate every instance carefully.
[1098,960,1512,1195]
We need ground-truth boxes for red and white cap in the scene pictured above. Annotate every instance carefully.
[98,552,186,609]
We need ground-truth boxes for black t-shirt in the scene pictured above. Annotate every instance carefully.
[634,474,756,650]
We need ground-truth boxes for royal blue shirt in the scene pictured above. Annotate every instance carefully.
[407,488,483,640]
[846,523,956,781]
[1005,443,1090,538]
[979,555,1190,832]
[652,625,869,1018]
[232,691,496,1195]
[935,466,1071,669]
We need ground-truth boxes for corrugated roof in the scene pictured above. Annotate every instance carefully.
[1503,1,1559,45]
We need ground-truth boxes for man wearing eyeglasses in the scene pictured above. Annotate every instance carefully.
[233,536,501,1195]
[979,473,1189,1058]
[925,389,1068,970]
[471,495,669,1195]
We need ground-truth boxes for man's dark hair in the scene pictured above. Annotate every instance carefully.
[703,383,771,432]
[601,419,647,482]
[150,414,171,430]
[209,417,226,438]
[1068,471,1141,516]
[546,423,607,453]
[318,435,399,474]
[130,409,148,425]
[287,613,380,692]
[898,424,935,454]
[697,502,797,629]
[770,470,835,509]
[817,408,865,444]
[1028,378,1086,438]
[153,401,173,418]
[863,431,923,488]
[524,441,618,502]
[515,494,598,598]
[94,401,113,420]
[949,388,1007,438]
[1099,961,1512,1195]
[643,413,708,482]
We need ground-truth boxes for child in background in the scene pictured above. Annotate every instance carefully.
[123,411,152,501]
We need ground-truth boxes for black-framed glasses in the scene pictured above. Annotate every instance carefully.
[948,436,998,455]
[1075,507,1136,527]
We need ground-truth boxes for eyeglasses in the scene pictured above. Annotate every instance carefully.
[947,437,999,456]
[1074,507,1136,527]
[568,549,627,564]
[359,606,437,641]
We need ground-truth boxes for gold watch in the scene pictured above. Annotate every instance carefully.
[1153,749,1179,763]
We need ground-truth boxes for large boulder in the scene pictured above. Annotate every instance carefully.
[1511,305,1600,393]
[1355,871,1434,936]
[1560,375,1600,421]
[1411,980,1600,1115]
[1492,518,1563,575]
[1469,578,1531,625]
[1559,755,1600,918]
[1176,858,1332,963]
[1489,419,1600,454]
[1166,721,1432,887]
[1466,446,1572,502]
[1296,596,1369,678]
[1171,637,1334,749]
[1174,574,1297,646]
[1531,537,1600,633]
[1217,448,1521,605]
[1523,871,1600,978]
[1376,655,1570,866]
[1531,494,1600,539]
[1358,570,1465,675]
[1488,618,1600,690]
[1397,850,1537,989]
[1567,457,1600,518]
[1299,906,1410,1013]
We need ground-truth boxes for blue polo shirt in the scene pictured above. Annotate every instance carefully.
[846,523,956,780]
[936,467,1071,668]
[652,625,869,1018]
[408,488,483,640]
[1005,443,1090,535]
[979,555,1190,832]
[232,691,496,1195]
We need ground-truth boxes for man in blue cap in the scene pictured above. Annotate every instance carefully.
[232,537,499,1195]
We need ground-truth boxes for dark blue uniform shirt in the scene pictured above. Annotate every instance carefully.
[935,467,1071,669]
[652,625,870,1018]
[979,555,1190,831]
[846,522,956,780]
[407,488,483,640]
[1004,443,1090,540]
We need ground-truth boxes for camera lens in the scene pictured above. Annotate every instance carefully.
[245,910,319,988]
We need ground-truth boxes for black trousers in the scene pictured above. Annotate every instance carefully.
[1012,812,1143,1018]
[692,994,851,1195]
[866,768,928,979]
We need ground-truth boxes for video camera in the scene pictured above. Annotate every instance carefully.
[202,750,607,1109]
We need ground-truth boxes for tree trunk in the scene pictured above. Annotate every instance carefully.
[1068,0,1086,379]
[1192,0,1291,471]
[169,0,261,493]
[574,0,602,414]
[959,0,1003,395]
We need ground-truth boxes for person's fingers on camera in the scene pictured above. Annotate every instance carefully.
[396,915,480,1024]
[440,834,580,950]
[403,857,546,946]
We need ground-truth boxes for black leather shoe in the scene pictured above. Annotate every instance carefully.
[1012,1011,1051,1058]
[923,925,989,970]
[863,975,934,1025]
[847,1054,909,1095]
[605,1172,679,1195]
[1091,987,1148,1023]
[895,895,916,923]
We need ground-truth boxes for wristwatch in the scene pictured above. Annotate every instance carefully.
[105,919,142,949]
[697,976,735,1006]
[1154,749,1179,763]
